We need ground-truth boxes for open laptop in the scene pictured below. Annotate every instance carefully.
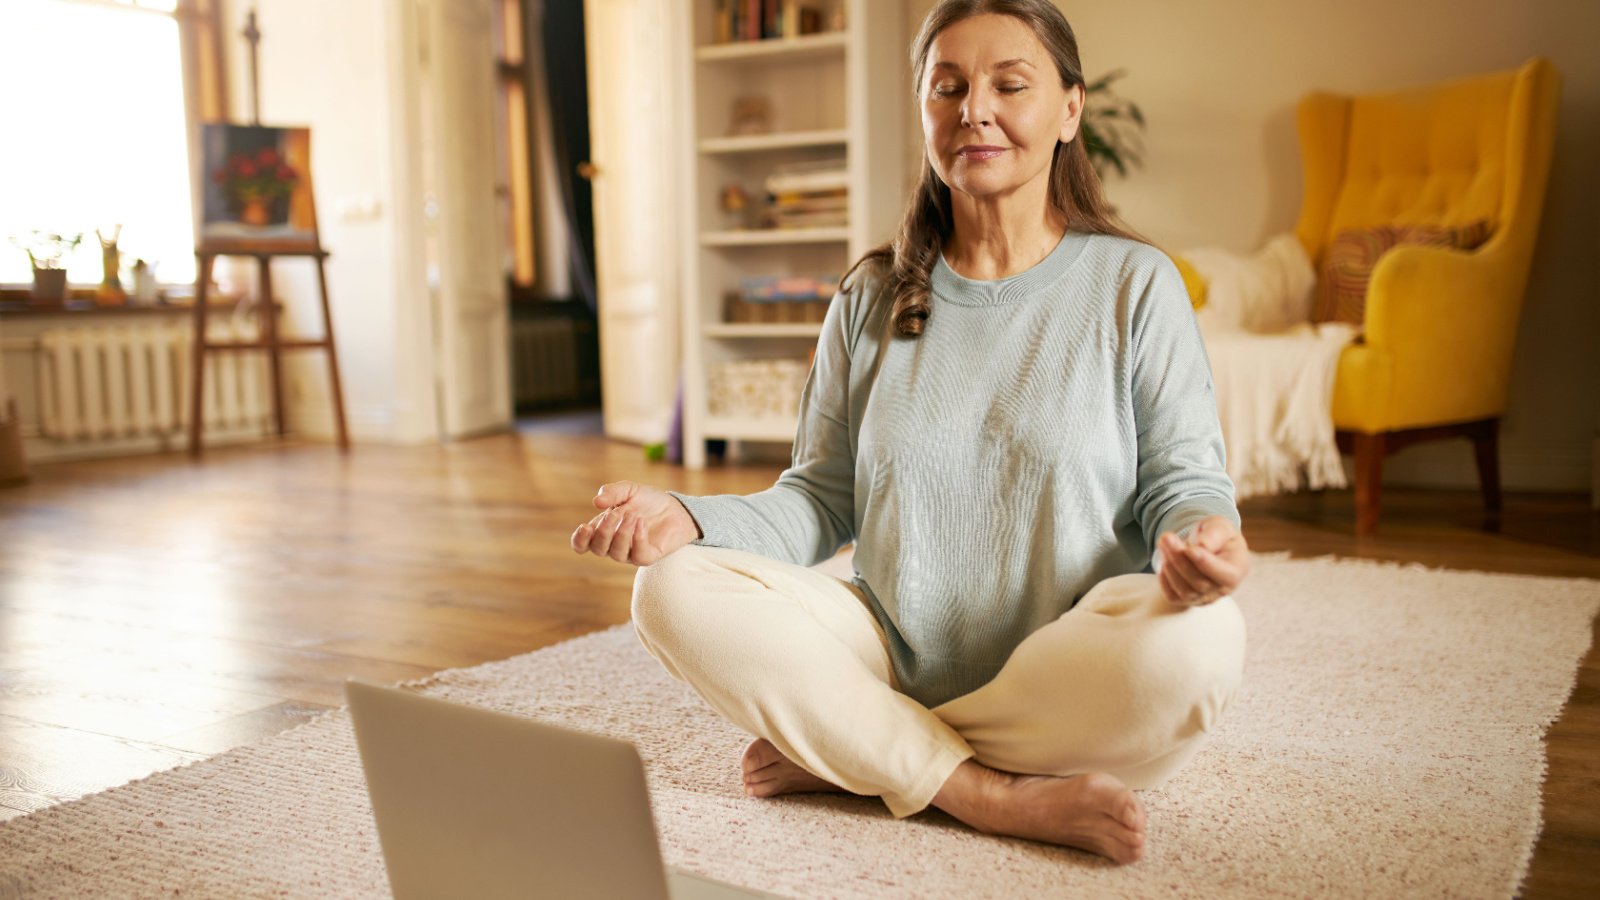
[345,681,777,899]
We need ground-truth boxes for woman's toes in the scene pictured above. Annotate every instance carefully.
[1112,834,1145,864]
[741,738,780,775]
[1119,795,1146,831]
[735,738,845,798]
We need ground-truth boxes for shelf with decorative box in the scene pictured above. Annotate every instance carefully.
[679,0,906,468]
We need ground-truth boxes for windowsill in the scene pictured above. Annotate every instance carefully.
[0,284,249,317]
[0,283,201,301]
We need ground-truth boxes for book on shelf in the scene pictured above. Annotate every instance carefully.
[724,294,832,325]
[770,189,848,214]
[765,158,849,195]
[739,274,838,301]
[765,160,848,228]
[766,209,848,229]
[724,274,836,324]
[714,0,826,45]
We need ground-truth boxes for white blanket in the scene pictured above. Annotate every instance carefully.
[1184,234,1358,500]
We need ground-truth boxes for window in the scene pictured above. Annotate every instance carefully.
[0,0,216,288]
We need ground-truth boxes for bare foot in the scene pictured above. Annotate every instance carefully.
[740,738,848,798]
[933,762,1146,864]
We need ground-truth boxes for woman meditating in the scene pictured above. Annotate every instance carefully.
[571,0,1251,865]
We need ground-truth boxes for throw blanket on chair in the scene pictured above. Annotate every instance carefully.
[1184,234,1359,500]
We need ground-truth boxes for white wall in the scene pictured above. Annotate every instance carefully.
[221,0,437,444]
[901,0,1600,492]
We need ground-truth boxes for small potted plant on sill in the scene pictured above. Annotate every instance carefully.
[9,230,82,306]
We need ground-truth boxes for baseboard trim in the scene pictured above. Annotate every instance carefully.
[1349,439,1594,494]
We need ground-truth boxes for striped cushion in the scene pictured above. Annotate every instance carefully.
[1313,221,1492,327]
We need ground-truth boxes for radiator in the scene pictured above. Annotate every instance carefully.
[511,316,580,407]
[37,322,271,441]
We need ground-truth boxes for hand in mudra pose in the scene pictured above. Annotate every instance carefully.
[569,481,700,565]
[1157,515,1252,606]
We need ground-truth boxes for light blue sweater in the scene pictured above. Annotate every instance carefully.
[672,231,1239,708]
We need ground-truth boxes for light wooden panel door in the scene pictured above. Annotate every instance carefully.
[419,0,511,438]
[584,0,681,445]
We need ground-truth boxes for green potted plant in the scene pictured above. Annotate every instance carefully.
[9,230,82,305]
[1081,69,1145,180]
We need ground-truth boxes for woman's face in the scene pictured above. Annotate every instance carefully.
[919,13,1082,204]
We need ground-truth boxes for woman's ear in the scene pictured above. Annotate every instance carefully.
[1059,83,1085,143]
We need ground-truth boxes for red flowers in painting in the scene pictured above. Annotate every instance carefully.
[211,145,300,217]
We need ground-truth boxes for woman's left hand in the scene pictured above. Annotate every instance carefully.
[1157,516,1251,607]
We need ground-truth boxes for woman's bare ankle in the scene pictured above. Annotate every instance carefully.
[929,761,1147,864]
[931,760,1007,829]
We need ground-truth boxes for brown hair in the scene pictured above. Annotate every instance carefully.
[846,0,1144,338]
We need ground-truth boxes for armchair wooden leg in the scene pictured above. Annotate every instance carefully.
[1352,431,1386,537]
[1471,418,1503,514]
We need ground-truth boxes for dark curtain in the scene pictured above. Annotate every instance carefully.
[531,0,597,313]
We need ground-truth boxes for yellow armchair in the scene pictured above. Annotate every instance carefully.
[1293,58,1561,535]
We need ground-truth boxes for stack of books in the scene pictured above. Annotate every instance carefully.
[714,0,827,43]
[764,159,848,230]
[725,274,838,324]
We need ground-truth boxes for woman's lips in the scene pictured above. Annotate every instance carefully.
[957,146,1005,160]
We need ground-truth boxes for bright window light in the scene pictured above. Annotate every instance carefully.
[0,0,196,287]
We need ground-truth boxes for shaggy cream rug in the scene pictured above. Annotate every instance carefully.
[1,554,1596,898]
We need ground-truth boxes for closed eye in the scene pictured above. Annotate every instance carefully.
[929,83,1029,99]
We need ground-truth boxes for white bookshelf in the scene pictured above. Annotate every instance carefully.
[703,322,825,338]
[693,29,848,63]
[698,128,850,155]
[678,0,907,469]
[702,415,800,443]
[699,227,851,247]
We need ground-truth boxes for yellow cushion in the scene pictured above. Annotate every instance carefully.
[1169,252,1208,310]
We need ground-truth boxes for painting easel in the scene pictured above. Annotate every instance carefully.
[189,245,348,456]
[189,9,348,456]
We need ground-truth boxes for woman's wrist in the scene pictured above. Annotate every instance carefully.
[673,496,704,541]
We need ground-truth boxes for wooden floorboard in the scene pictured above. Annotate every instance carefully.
[0,413,1595,896]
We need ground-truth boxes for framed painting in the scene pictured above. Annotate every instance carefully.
[198,123,320,253]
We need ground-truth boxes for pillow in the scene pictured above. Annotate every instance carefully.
[1178,234,1317,333]
[1313,221,1493,326]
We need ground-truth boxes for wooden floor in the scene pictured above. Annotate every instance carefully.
[1,413,1596,897]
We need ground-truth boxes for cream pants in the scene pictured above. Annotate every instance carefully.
[631,546,1246,818]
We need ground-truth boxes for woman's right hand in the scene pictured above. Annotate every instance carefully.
[569,481,701,566]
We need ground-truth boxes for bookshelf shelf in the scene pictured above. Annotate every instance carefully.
[699,129,850,155]
[680,0,905,469]
[695,31,847,64]
[702,415,800,442]
[701,227,850,247]
[704,322,825,339]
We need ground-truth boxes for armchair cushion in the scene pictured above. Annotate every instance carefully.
[1312,220,1493,329]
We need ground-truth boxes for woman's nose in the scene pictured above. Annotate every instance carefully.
[961,87,994,127]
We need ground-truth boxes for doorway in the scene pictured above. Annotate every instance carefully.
[496,0,602,428]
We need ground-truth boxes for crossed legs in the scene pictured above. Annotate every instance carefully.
[631,546,1245,863]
